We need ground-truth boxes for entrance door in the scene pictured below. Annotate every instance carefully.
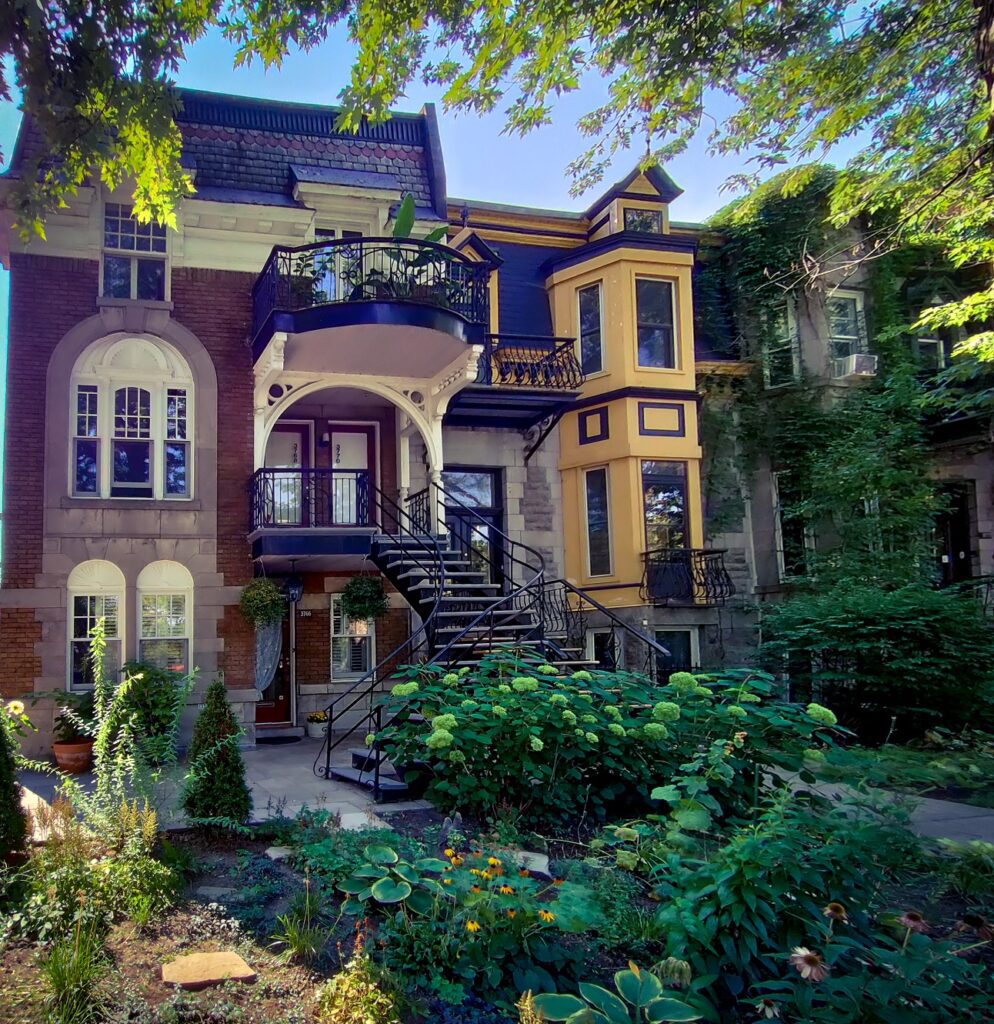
[257,610,293,725]
[935,482,975,585]
[264,424,311,525]
[328,425,375,525]
[441,469,505,585]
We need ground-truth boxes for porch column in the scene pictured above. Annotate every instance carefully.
[397,419,411,512]
[429,469,443,535]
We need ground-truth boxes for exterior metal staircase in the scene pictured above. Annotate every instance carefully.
[313,481,672,799]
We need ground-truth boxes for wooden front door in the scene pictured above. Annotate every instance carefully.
[328,424,375,525]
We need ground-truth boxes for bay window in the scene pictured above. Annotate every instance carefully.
[636,278,677,368]
[577,283,604,375]
[583,467,612,576]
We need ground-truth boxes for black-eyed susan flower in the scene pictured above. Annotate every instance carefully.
[499,885,515,895]
[466,920,481,933]
[538,910,555,923]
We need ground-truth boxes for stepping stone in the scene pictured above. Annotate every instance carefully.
[265,845,293,861]
[504,849,550,875]
[161,951,257,991]
[195,886,243,903]
[339,811,389,831]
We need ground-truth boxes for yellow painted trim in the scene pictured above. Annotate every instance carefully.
[697,360,752,377]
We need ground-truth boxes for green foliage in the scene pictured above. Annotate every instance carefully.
[532,962,703,1022]
[239,577,287,628]
[0,700,29,860]
[50,690,96,744]
[378,657,836,826]
[318,932,401,1024]
[120,661,195,766]
[761,583,994,741]
[270,877,330,965]
[41,917,108,1024]
[181,679,252,826]
[339,576,390,621]
[338,843,450,916]
[295,822,420,885]
[937,839,994,899]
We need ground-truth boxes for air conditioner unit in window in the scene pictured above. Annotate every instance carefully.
[833,353,878,380]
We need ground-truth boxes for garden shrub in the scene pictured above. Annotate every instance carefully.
[317,928,400,1024]
[761,582,994,742]
[0,699,29,861]
[120,660,194,766]
[181,679,252,825]
[376,657,836,825]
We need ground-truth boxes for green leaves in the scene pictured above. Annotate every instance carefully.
[370,877,412,903]
[392,194,416,239]
[531,993,589,1020]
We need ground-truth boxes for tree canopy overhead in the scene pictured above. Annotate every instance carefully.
[1,1,991,369]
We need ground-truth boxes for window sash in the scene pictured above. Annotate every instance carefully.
[764,306,800,387]
[624,208,663,234]
[642,460,688,551]
[653,629,697,681]
[141,593,188,640]
[577,283,604,374]
[69,594,121,690]
[773,472,813,580]
[584,467,612,576]
[330,596,374,679]
[635,279,677,368]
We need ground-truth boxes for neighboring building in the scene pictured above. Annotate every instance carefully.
[0,89,736,757]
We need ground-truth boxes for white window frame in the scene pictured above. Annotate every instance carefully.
[70,338,194,500]
[330,594,377,681]
[772,471,815,582]
[100,201,170,302]
[583,465,613,578]
[585,627,622,670]
[825,289,866,360]
[137,561,194,673]
[914,336,946,369]
[635,276,679,370]
[653,627,700,681]
[763,302,801,388]
[576,281,605,376]
[67,560,125,691]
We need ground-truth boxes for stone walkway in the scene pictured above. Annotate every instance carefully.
[19,736,431,833]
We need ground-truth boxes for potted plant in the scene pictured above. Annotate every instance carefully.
[305,709,329,739]
[339,575,390,622]
[240,577,287,695]
[51,690,96,773]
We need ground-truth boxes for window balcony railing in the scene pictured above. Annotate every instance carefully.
[641,547,735,607]
[251,468,370,530]
[251,237,492,341]
[476,333,584,391]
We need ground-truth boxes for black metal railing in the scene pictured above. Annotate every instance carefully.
[642,548,736,606]
[251,468,371,529]
[540,577,672,678]
[477,334,584,391]
[252,237,492,338]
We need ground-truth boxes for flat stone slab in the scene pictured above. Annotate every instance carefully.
[339,811,389,831]
[162,951,256,991]
[504,849,550,876]
[264,845,293,861]
[195,886,243,903]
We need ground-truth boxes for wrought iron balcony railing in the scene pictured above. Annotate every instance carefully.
[252,237,492,340]
[251,468,370,530]
[642,547,736,607]
[476,333,584,391]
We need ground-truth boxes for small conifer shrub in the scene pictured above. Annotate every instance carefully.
[181,680,252,825]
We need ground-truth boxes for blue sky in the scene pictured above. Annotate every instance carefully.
[0,26,789,488]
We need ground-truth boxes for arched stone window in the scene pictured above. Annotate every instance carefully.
[136,561,194,673]
[69,336,194,499]
[67,559,125,690]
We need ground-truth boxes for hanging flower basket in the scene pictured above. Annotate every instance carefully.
[339,576,389,621]
[239,578,287,628]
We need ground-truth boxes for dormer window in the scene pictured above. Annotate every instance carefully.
[102,203,168,301]
[624,208,663,234]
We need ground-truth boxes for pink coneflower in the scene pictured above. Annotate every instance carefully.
[756,998,781,1018]
[898,910,930,934]
[789,947,831,982]
[822,902,849,924]
[957,913,994,941]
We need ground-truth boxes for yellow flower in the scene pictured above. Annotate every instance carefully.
[471,885,482,893]
[507,909,517,919]
[519,868,531,878]
[442,878,452,886]
[538,910,556,923]
[6,700,24,716]
[481,870,493,881]
[499,885,515,895]
[466,920,481,933]
[444,848,456,858]
[469,868,481,876]
[488,857,502,867]
[450,855,464,867]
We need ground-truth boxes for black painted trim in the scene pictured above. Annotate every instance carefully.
[578,406,610,445]
[251,532,373,559]
[421,103,449,220]
[587,214,609,238]
[459,219,587,241]
[637,401,686,437]
[571,385,700,411]
[253,301,483,361]
[541,231,698,275]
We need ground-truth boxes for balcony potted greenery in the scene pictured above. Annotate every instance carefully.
[50,690,96,773]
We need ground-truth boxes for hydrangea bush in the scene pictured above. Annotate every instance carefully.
[375,655,838,824]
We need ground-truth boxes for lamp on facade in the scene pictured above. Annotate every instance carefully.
[286,561,304,604]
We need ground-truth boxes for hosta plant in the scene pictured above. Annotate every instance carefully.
[531,963,703,1022]
[338,843,449,915]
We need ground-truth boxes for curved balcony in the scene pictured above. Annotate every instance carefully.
[641,547,735,607]
[251,237,492,360]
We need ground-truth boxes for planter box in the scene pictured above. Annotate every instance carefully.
[53,739,94,774]
[305,721,328,740]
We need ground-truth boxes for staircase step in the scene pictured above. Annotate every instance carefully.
[326,765,410,801]
[408,581,502,592]
[395,568,489,581]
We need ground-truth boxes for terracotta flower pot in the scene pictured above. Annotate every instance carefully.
[52,739,94,774]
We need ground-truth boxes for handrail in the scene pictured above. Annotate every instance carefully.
[251,467,370,530]
[313,482,447,780]
[641,547,735,607]
[477,333,584,390]
[252,236,492,339]
[541,577,671,676]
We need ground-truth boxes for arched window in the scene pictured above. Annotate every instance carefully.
[70,336,194,499]
[137,561,194,673]
[67,560,125,690]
